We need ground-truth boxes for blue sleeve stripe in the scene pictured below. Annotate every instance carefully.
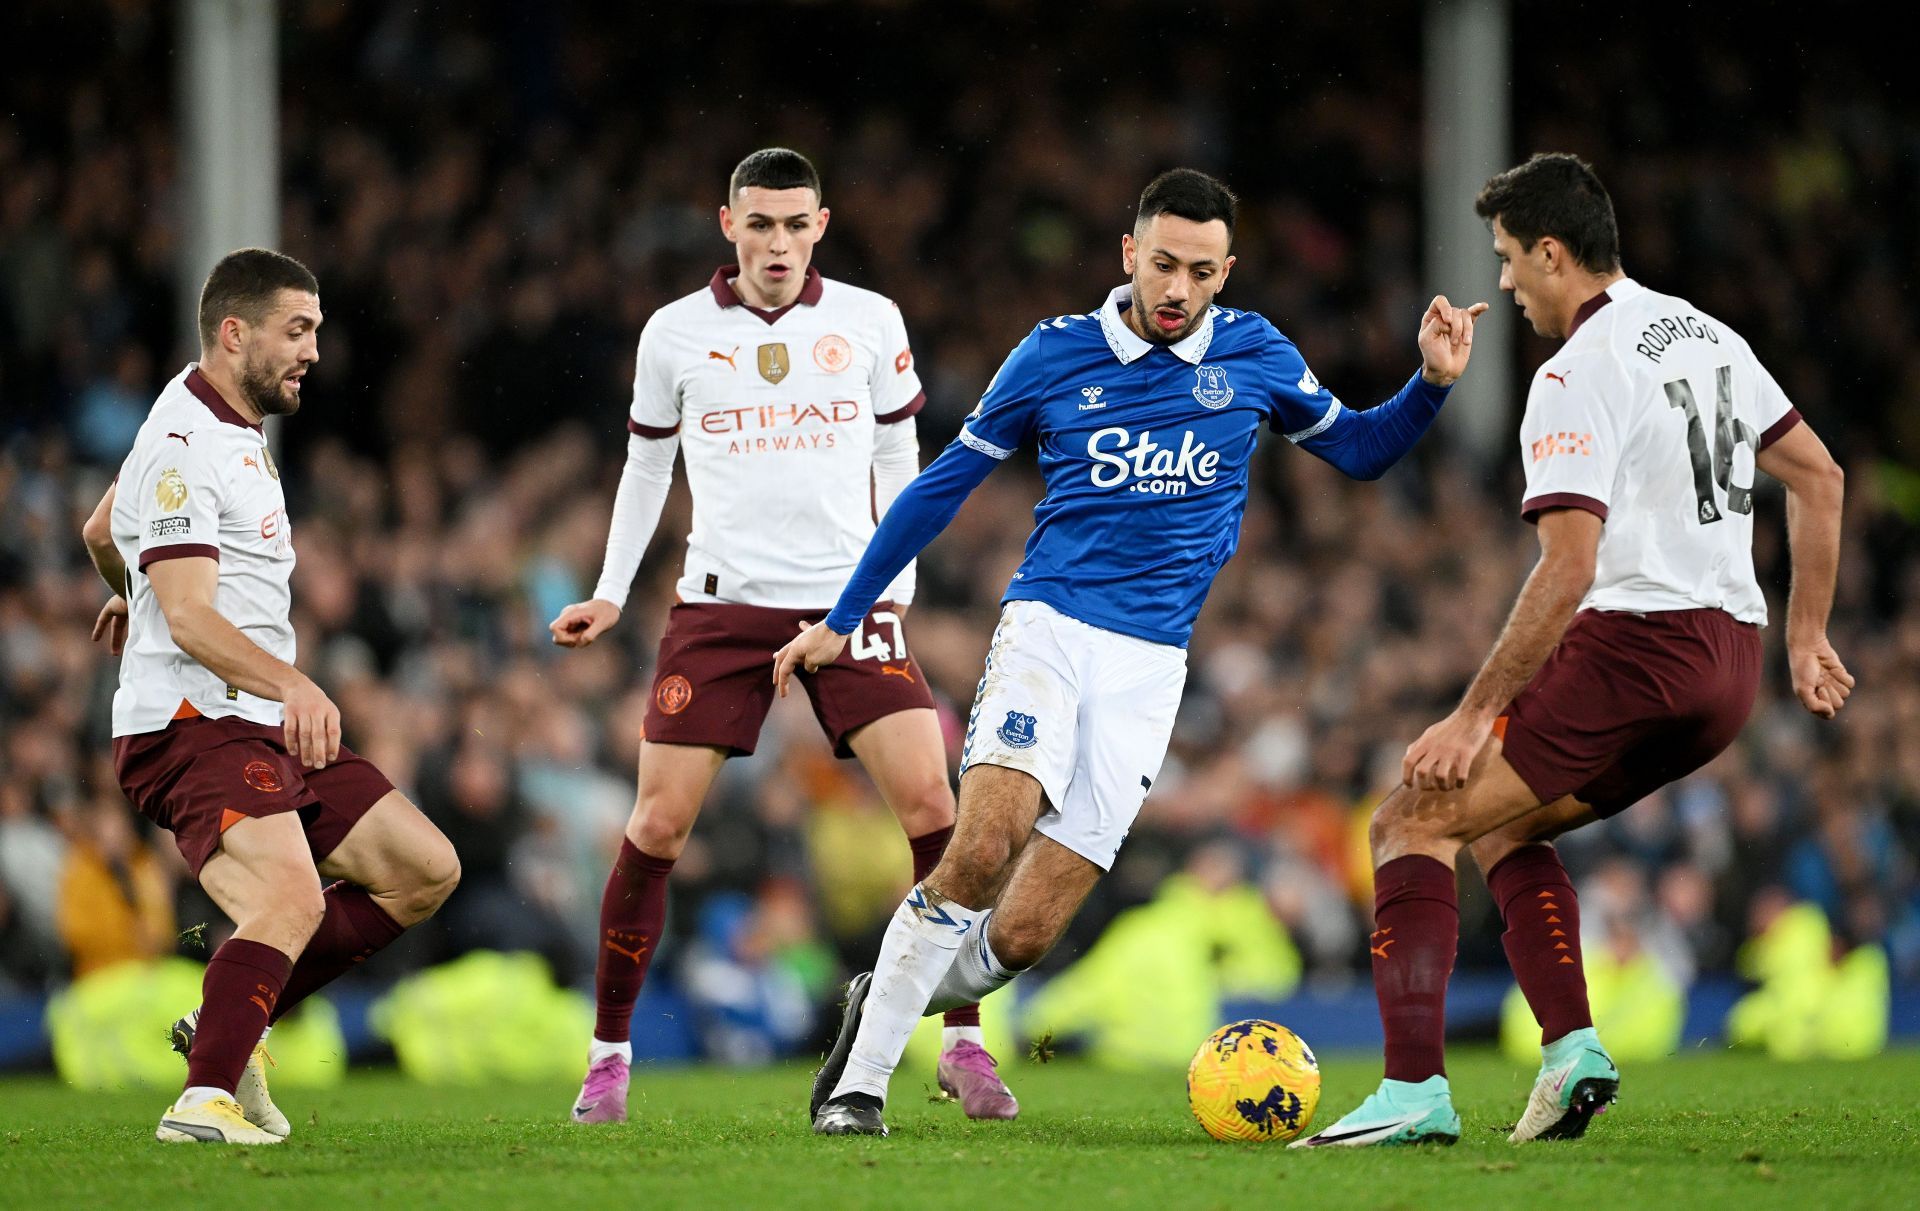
[1285,398,1342,444]
[958,425,1014,460]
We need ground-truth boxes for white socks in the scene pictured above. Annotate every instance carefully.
[589,1037,634,1065]
[176,1085,228,1109]
[943,1026,985,1048]
[926,912,1018,1014]
[832,883,986,1105]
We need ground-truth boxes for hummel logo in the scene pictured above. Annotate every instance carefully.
[1079,386,1106,411]
[1545,370,1572,388]
[709,346,740,370]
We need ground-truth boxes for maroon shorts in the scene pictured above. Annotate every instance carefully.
[113,713,395,877]
[642,600,936,758]
[1498,607,1762,818]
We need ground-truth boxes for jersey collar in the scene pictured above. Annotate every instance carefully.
[708,264,825,324]
[183,364,263,433]
[1568,276,1640,338]
[1097,285,1215,365]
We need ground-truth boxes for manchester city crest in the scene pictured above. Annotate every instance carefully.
[1192,365,1234,409]
[997,710,1038,749]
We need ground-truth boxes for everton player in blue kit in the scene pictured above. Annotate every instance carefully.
[775,170,1488,1136]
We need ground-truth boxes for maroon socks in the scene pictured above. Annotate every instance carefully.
[1486,844,1593,1043]
[272,882,406,1023]
[593,837,676,1044]
[910,825,979,1031]
[1370,855,1459,1083]
[186,938,290,1093]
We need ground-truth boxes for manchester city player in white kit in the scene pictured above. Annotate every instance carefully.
[1301,154,1851,1149]
[777,169,1490,1137]
[82,250,459,1144]
[549,150,1013,1124]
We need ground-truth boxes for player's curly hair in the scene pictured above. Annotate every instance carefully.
[1475,153,1622,272]
[730,148,822,205]
[197,248,318,349]
[1136,168,1237,239]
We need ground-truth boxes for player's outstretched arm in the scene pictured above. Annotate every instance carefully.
[772,437,1000,696]
[1404,507,1600,791]
[1756,421,1853,719]
[146,555,341,769]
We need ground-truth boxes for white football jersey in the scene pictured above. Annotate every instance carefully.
[1518,277,1800,624]
[110,366,296,735]
[629,266,925,607]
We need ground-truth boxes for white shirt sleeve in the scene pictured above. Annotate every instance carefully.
[871,415,921,605]
[1518,351,1624,524]
[628,315,682,436]
[134,432,225,570]
[870,301,925,422]
[591,432,679,610]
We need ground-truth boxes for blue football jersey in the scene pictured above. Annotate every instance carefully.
[960,286,1348,646]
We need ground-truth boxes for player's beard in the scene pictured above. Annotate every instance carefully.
[1130,280,1201,346]
[240,349,302,417]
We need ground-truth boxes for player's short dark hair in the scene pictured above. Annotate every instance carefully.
[729,148,822,205]
[197,248,319,348]
[1136,169,1238,240]
[1474,153,1621,272]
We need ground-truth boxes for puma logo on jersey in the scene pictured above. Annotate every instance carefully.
[166,432,192,445]
[1545,371,1572,388]
[709,346,740,370]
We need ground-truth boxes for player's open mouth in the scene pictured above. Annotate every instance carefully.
[1153,307,1186,332]
[284,374,303,393]
[766,263,790,279]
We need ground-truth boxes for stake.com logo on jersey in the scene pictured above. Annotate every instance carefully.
[1087,426,1221,496]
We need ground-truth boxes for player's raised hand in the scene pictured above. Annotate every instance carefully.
[773,620,848,698]
[282,674,342,770]
[1788,635,1855,720]
[90,594,129,656]
[550,599,621,648]
[1402,708,1491,792]
[1417,295,1491,387]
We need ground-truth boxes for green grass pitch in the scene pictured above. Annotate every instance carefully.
[3,1048,1918,1210]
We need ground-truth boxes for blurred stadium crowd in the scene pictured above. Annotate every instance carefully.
[3,3,1917,1059]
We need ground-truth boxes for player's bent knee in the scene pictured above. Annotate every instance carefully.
[899,779,956,836]
[628,800,698,858]
[984,915,1055,971]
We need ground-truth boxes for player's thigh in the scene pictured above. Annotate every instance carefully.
[640,603,780,756]
[846,707,954,835]
[932,763,1049,906]
[807,602,939,761]
[627,740,729,851]
[1467,795,1599,876]
[1033,619,1186,872]
[957,601,1080,826]
[1370,737,1548,861]
[314,788,459,917]
[199,811,326,938]
[985,832,1104,969]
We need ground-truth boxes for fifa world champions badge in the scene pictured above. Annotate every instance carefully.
[1192,365,1234,409]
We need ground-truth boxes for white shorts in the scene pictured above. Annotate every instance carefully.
[959,599,1187,870]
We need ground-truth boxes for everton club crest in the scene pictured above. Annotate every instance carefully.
[997,710,1038,749]
[1192,365,1234,409]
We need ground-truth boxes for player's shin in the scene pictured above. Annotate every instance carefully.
[909,825,986,1039]
[1487,844,1593,1043]
[184,939,291,1100]
[271,881,406,1022]
[832,883,985,1104]
[1370,855,1459,1083]
[925,911,1016,1013]
[592,838,675,1054]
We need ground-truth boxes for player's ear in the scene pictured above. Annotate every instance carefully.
[719,205,736,244]
[1121,232,1137,275]
[814,207,830,239]
[1218,254,1236,290]
[220,315,246,356]
[1538,235,1563,275]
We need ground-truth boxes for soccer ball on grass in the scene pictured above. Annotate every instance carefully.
[1185,1018,1320,1142]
